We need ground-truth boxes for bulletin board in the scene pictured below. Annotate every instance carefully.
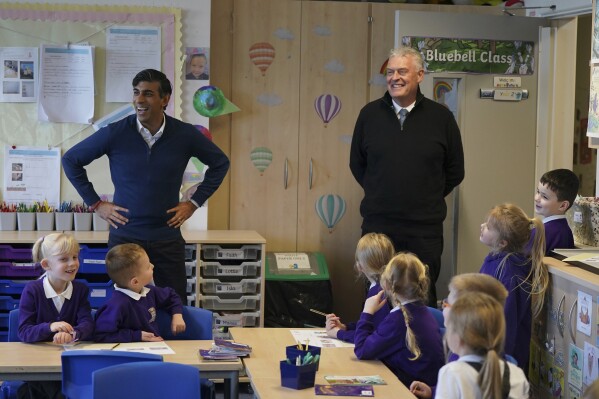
[0,3,183,203]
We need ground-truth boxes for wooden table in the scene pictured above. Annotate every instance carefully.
[230,328,417,399]
[0,340,242,399]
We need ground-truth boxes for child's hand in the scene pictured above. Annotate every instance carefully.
[325,313,347,331]
[363,290,387,315]
[141,331,163,342]
[50,321,74,334]
[171,313,186,335]
[53,331,76,345]
[409,381,432,399]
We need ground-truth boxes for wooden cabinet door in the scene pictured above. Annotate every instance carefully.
[296,1,369,319]
[230,0,301,251]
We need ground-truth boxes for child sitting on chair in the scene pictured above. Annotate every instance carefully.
[94,243,186,342]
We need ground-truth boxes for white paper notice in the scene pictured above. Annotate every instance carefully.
[92,104,135,132]
[38,45,94,123]
[106,26,161,103]
[3,146,61,208]
[0,47,38,102]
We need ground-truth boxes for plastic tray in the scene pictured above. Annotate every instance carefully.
[199,294,260,311]
[213,311,260,328]
[0,296,19,311]
[0,280,28,295]
[200,261,260,278]
[78,245,108,274]
[200,278,260,295]
[0,262,42,278]
[201,245,261,261]
[0,245,33,261]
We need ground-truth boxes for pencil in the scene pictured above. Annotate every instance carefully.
[309,308,328,317]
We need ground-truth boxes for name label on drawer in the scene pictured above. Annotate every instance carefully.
[216,250,244,259]
[217,266,243,276]
[215,318,242,327]
[90,289,107,297]
[216,283,242,293]
[83,259,106,264]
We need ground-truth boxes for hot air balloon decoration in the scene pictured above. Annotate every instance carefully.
[249,42,275,77]
[250,147,273,175]
[315,194,346,233]
[314,94,341,127]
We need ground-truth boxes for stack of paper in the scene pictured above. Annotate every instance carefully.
[199,338,252,360]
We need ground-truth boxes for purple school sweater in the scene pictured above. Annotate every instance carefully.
[18,279,94,343]
[354,301,444,387]
[480,252,531,370]
[94,285,183,343]
[337,282,390,343]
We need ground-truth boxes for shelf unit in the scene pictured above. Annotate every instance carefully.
[0,230,266,341]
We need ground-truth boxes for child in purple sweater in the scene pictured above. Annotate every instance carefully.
[479,203,549,372]
[354,252,444,388]
[325,233,394,342]
[18,233,94,399]
[94,243,185,342]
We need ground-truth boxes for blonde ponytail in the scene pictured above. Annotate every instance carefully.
[398,302,421,360]
[528,218,549,320]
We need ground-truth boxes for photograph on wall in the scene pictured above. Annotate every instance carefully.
[583,342,599,387]
[587,65,599,136]
[570,343,583,390]
[578,290,592,336]
[0,47,38,102]
[433,78,459,122]
[185,47,210,80]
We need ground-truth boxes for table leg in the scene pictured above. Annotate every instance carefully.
[224,371,239,399]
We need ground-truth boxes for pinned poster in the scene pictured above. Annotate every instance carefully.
[577,291,592,337]
[583,342,599,386]
[569,343,583,390]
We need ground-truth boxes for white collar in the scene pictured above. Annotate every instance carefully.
[457,354,486,363]
[114,284,151,301]
[43,276,73,300]
[392,99,415,114]
[542,214,567,223]
[136,115,166,137]
[390,298,419,313]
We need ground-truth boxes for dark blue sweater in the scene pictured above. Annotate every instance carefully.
[62,114,229,241]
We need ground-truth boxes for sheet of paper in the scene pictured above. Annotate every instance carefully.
[112,341,175,355]
[38,44,94,123]
[92,104,135,131]
[0,47,38,102]
[275,253,311,270]
[3,145,60,208]
[63,342,119,351]
[290,330,354,348]
[105,26,161,103]
[563,253,599,263]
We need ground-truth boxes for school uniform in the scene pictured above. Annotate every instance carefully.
[94,284,183,342]
[479,252,531,371]
[18,277,94,343]
[436,354,529,399]
[353,301,444,387]
[542,215,575,252]
[336,282,390,343]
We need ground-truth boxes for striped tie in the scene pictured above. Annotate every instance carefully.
[398,108,408,129]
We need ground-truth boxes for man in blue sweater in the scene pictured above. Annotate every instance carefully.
[350,47,464,306]
[62,69,230,301]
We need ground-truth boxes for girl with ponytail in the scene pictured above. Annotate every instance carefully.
[353,252,444,387]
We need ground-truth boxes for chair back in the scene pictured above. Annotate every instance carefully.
[61,350,162,399]
[427,306,445,335]
[8,309,19,342]
[156,305,213,340]
[92,361,200,399]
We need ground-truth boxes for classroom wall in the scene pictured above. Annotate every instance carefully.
[0,0,225,229]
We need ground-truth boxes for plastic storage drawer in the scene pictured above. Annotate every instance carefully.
[201,245,261,261]
[0,245,32,261]
[200,261,260,278]
[200,278,260,295]
[185,261,197,277]
[0,330,7,342]
[0,296,19,311]
[0,262,42,278]
[214,311,260,328]
[78,245,108,274]
[78,280,114,308]
[187,294,196,307]
[0,313,8,328]
[0,280,27,295]
[199,294,260,311]
[186,278,195,294]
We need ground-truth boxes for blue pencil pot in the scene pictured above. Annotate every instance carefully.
[286,345,321,371]
[280,360,318,390]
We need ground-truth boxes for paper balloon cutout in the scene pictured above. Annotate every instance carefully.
[249,42,275,76]
[250,147,273,175]
[193,124,212,141]
[315,194,346,233]
[314,94,341,127]
[193,85,240,118]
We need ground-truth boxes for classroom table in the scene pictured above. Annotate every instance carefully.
[0,340,241,399]
[230,327,417,399]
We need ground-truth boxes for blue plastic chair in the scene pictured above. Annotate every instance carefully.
[0,309,23,399]
[61,350,163,399]
[156,305,213,340]
[427,306,445,335]
[91,361,201,399]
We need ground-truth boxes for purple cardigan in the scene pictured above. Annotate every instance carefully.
[354,301,444,387]
[94,285,183,343]
[18,279,94,343]
[480,251,531,370]
[337,282,390,343]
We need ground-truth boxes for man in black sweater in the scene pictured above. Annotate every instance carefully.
[350,47,464,306]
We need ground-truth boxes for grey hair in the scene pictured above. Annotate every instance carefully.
[389,47,424,71]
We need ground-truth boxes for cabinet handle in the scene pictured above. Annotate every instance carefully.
[309,158,313,190]
[568,298,577,343]
[557,294,565,338]
[284,158,288,190]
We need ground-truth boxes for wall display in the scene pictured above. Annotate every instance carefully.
[0,47,37,102]
[250,147,273,175]
[314,94,341,127]
[578,290,593,336]
[185,47,210,81]
[570,343,583,390]
[248,42,275,77]
[314,194,346,233]
[583,342,599,386]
